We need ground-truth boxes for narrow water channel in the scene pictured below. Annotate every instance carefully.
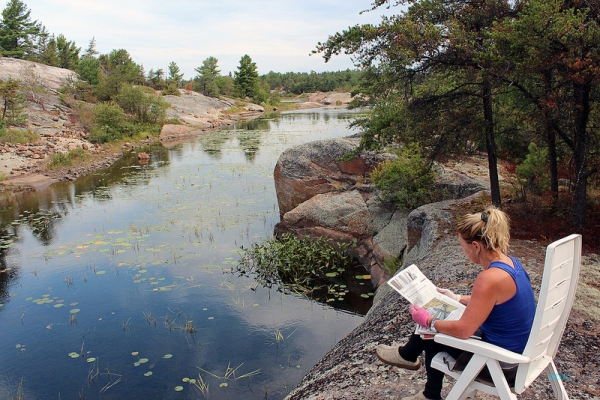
[0,108,373,399]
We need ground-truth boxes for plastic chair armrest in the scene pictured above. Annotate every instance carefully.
[434,333,530,364]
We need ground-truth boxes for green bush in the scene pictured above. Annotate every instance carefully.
[161,84,181,96]
[516,142,549,199]
[89,102,128,143]
[235,233,354,293]
[116,84,168,124]
[370,144,436,209]
[47,148,88,169]
[0,128,39,144]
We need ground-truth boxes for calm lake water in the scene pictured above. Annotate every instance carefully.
[0,108,373,399]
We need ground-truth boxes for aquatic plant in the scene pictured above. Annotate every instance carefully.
[235,233,355,293]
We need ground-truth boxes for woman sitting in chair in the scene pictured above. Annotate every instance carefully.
[376,206,536,400]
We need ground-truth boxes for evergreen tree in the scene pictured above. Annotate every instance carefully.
[56,34,79,70]
[147,68,165,89]
[0,78,26,125]
[234,54,259,99]
[77,56,100,85]
[40,34,58,66]
[83,37,98,58]
[194,56,220,97]
[0,0,45,58]
[167,61,183,87]
[77,38,100,85]
[94,49,144,101]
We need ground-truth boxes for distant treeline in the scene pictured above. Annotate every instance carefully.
[261,70,361,95]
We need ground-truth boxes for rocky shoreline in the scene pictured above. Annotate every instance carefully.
[0,59,354,195]
[284,198,600,399]
[270,139,600,399]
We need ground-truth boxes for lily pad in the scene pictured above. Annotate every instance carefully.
[70,309,80,314]
[163,354,172,359]
[139,358,148,364]
[144,371,153,377]
[174,386,184,391]
[325,272,338,277]
[220,382,228,387]
[87,358,96,363]
[182,377,190,382]
[68,352,79,358]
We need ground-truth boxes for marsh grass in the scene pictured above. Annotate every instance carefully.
[197,362,260,384]
[47,148,89,169]
[191,374,209,396]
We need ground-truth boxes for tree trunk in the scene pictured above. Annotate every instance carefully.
[482,76,501,207]
[572,82,591,227]
[543,71,559,200]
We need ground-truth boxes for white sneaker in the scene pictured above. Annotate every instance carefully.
[376,344,421,370]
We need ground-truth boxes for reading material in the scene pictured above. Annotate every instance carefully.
[387,264,465,335]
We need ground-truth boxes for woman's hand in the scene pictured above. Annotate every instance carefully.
[410,304,431,327]
[437,287,461,302]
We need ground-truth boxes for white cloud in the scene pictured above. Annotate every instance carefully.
[24,0,398,76]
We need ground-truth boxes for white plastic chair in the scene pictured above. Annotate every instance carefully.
[431,234,582,400]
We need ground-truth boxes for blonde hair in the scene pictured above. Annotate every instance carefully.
[456,206,510,254]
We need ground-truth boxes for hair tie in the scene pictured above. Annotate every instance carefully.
[481,212,488,223]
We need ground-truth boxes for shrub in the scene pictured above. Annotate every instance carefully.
[370,143,436,209]
[0,128,39,144]
[161,84,181,96]
[235,233,354,293]
[116,84,168,124]
[516,142,549,199]
[47,148,88,169]
[89,102,128,143]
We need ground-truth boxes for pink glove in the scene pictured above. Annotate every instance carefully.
[410,304,431,327]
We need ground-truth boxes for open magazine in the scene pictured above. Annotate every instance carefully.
[387,264,465,336]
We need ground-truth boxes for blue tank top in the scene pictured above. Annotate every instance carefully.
[480,256,536,353]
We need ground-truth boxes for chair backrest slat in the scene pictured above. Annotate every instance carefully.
[514,234,581,393]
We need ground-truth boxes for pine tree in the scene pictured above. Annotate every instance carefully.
[167,61,183,87]
[0,78,26,125]
[234,54,259,99]
[83,37,98,58]
[194,56,220,97]
[40,34,58,66]
[56,34,80,70]
[0,0,45,58]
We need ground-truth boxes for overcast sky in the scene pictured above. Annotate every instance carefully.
[23,0,398,78]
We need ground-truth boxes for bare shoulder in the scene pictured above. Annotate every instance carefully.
[473,268,514,291]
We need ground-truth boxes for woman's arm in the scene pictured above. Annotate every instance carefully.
[429,269,516,339]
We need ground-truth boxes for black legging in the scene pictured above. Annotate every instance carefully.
[399,334,464,400]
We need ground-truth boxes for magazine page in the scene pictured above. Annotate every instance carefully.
[388,264,465,331]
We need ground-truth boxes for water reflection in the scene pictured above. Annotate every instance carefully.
[0,108,371,399]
